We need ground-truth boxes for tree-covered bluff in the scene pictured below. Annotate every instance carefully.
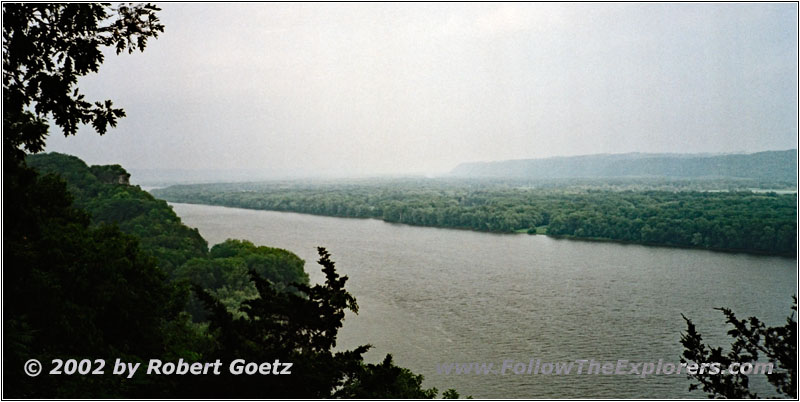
[450,150,798,184]
[27,153,314,317]
[27,152,208,272]
[8,150,459,398]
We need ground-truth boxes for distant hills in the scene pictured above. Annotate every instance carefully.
[450,149,797,183]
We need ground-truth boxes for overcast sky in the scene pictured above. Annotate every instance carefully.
[44,2,798,178]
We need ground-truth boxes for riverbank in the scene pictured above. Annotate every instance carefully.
[158,196,797,258]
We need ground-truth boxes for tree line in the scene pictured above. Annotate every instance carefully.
[154,181,796,256]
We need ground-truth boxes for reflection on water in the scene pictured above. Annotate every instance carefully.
[170,202,796,398]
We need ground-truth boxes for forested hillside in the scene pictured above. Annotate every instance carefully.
[451,150,797,184]
[10,150,454,398]
[27,153,208,271]
[26,152,311,316]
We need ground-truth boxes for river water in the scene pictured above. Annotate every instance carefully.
[169,202,796,398]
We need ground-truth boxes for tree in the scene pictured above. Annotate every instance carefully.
[188,247,446,399]
[3,167,184,398]
[680,297,797,398]
[335,354,438,398]
[3,3,163,162]
[3,4,170,398]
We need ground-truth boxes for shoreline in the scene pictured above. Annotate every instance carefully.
[164,200,797,259]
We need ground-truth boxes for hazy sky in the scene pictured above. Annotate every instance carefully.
[44,3,798,177]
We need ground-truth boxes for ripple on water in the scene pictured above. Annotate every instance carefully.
[170,203,796,399]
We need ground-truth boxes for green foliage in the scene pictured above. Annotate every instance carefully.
[154,180,797,256]
[173,239,308,319]
[207,239,307,286]
[3,3,163,161]
[680,298,797,398]
[3,162,183,398]
[335,354,438,398]
[442,388,470,398]
[180,248,444,398]
[184,247,361,397]
[26,152,311,322]
[26,153,311,324]
[27,152,208,272]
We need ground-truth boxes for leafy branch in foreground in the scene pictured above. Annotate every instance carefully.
[680,297,796,398]
[3,3,164,161]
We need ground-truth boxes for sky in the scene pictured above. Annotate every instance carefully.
[44,3,798,179]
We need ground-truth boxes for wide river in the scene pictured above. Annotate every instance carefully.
[170,202,796,399]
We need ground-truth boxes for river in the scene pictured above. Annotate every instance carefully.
[169,202,796,398]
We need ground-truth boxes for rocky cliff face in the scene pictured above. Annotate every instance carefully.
[26,152,132,186]
[90,164,131,185]
[115,173,130,185]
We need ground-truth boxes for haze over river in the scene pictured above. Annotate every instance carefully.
[170,202,796,398]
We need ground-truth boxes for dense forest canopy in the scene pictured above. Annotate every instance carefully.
[154,178,797,257]
[25,152,314,320]
[27,152,208,272]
